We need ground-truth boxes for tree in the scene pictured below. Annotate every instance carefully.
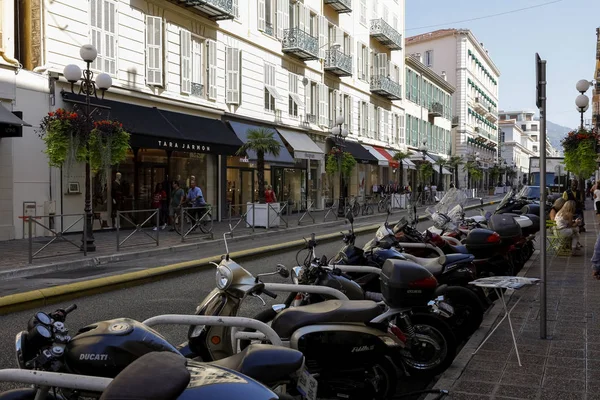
[419,162,435,188]
[463,158,482,189]
[393,150,412,190]
[489,164,501,188]
[434,158,447,189]
[447,155,464,188]
[236,128,281,203]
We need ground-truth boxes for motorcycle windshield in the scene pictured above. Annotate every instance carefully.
[427,188,467,229]
[375,224,394,241]
[496,189,516,211]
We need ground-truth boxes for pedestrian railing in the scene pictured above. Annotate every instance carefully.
[298,200,315,225]
[116,209,160,251]
[266,202,288,230]
[21,213,87,264]
[179,205,214,242]
[228,203,255,235]
[323,199,339,221]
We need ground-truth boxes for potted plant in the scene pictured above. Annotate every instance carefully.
[236,127,281,228]
[39,108,88,171]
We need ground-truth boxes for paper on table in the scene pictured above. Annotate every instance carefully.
[469,276,540,290]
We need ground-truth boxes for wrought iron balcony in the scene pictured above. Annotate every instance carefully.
[174,0,235,20]
[324,48,352,77]
[429,102,443,117]
[324,0,352,14]
[370,18,402,51]
[370,75,402,100]
[282,28,319,61]
[305,114,317,124]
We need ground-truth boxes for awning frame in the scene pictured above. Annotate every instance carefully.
[362,144,389,167]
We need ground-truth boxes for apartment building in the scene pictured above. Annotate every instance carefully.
[499,119,535,186]
[403,54,454,189]
[0,0,406,240]
[406,29,500,188]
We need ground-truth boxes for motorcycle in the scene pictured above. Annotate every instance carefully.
[11,304,305,399]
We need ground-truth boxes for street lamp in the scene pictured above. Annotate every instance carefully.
[575,79,594,130]
[63,44,112,252]
[331,115,348,217]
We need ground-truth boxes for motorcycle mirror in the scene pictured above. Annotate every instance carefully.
[345,211,354,224]
[276,264,290,278]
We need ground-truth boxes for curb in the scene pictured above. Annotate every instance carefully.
[424,249,540,399]
[0,201,497,315]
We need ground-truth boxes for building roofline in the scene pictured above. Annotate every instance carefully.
[405,56,456,94]
[499,110,537,115]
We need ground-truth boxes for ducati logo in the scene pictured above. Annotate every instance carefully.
[351,345,375,353]
[79,354,109,361]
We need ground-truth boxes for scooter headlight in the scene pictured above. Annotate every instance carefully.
[215,265,233,290]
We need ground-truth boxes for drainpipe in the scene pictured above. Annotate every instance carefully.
[19,0,33,70]
[0,50,20,69]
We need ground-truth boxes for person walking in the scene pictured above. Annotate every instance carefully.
[152,183,167,231]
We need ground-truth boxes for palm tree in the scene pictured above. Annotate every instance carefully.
[463,158,483,190]
[447,155,464,188]
[236,128,281,203]
[393,150,411,190]
[434,158,447,189]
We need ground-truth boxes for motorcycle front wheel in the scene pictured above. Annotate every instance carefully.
[443,286,485,340]
[399,313,457,378]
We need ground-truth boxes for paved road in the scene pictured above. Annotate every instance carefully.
[0,205,496,396]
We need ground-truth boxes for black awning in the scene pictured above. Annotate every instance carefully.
[0,107,31,138]
[328,138,378,164]
[61,92,242,155]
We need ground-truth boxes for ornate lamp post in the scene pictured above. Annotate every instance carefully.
[331,115,348,217]
[576,79,592,130]
[63,44,112,252]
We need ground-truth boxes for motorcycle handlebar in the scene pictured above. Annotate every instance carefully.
[64,304,77,314]
[261,288,278,299]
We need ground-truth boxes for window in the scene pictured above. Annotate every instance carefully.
[318,83,329,127]
[258,0,288,38]
[309,81,318,119]
[424,50,433,67]
[191,37,203,96]
[264,63,279,112]
[533,145,538,152]
[368,103,376,138]
[392,14,398,30]
[357,43,369,81]
[288,73,303,118]
[398,114,405,144]
[372,0,379,19]
[358,101,368,136]
[359,0,367,25]
[531,135,538,141]
[226,47,241,105]
[531,124,538,131]
[500,131,505,142]
[521,124,527,131]
[145,15,163,86]
[343,94,352,133]
[180,29,191,94]
[90,0,116,75]
[232,0,239,18]
[207,40,218,100]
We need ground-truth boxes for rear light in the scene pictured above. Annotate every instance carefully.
[486,232,501,243]
[389,324,407,343]
[408,276,438,289]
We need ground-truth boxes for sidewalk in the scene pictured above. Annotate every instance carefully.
[432,204,600,400]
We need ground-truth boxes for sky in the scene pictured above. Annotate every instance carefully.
[405,0,600,129]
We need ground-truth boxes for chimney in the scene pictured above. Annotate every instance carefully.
[441,71,447,81]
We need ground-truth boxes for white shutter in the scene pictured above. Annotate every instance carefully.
[226,47,240,105]
[318,83,328,127]
[391,113,397,144]
[318,15,327,59]
[384,110,390,143]
[258,0,266,31]
[393,14,398,30]
[377,53,388,77]
[282,0,289,35]
[382,5,389,23]
[336,28,344,53]
[359,0,367,25]
[357,43,363,79]
[103,0,116,75]
[207,40,218,100]
[333,90,341,121]
[90,0,103,71]
[145,15,163,86]
[233,0,239,18]
[297,2,305,32]
[191,38,203,85]
[346,95,353,133]
[372,0,379,19]
[369,103,375,138]
[377,107,383,140]
[305,8,311,35]
[399,114,405,143]
[276,0,284,39]
[180,30,191,94]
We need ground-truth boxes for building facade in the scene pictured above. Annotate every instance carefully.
[499,119,535,186]
[498,110,559,159]
[405,29,500,189]
[593,27,600,132]
[0,0,408,240]
[403,54,454,189]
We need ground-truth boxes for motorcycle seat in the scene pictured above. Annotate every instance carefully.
[210,344,304,385]
[404,253,475,275]
[100,352,190,400]
[271,300,381,338]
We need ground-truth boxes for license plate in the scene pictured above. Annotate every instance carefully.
[438,301,455,315]
[297,368,318,400]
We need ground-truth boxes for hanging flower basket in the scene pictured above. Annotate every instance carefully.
[325,147,357,178]
[38,108,88,168]
[88,120,130,189]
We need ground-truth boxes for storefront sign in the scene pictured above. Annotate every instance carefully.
[239,156,250,163]
[0,123,22,138]
[294,151,324,161]
[158,140,211,152]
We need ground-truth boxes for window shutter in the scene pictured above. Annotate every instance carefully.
[372,0,379,19]
[145,15,163,86]
[318,83,328,127]
[282,0,289,34]
[393,14,398,30]
[258,0,266,31]
[384,110,390,143]
[369,103,375,138]
[226,47,240,105]
[297,2,305,31]
[233,0,239,18]
[276,0,284,39]
[333,90,341,121]
[305,8,311,35]
[365,47,370,81]
[207,40,218,100]
[400,114,405,144]
[346,95,353,133]
[336,27,344,53]
[377,53,388,77]
[357,43,363,79]
[318,15,327,59]
[180,29,191,94]
[359,0,367,25]
[104,0,116,75]
[90,0,103,72]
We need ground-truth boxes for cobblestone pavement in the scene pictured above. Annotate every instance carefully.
[435,202,600,400]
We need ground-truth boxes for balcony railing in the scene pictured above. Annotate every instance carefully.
[324,48,352,77]
[486,110,498,123]
[282,28,319,61]
[429,102,443,117]
[175,0,235,20]
[452,116,459,127]
[324,0,352,13]
[305,114,317,124]
[370,75,402,100]
[370,18,402,51]
[473,97,488,114]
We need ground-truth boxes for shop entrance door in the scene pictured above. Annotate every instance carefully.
[137,164,167,210]
[240,170,254,206]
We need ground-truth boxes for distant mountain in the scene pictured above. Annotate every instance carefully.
[545,120,571,154]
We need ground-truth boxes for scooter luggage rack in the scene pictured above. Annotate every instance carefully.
[400,242,445,257]
[0,369,112,394]
[142,314,283,346]
[332,265,382,275]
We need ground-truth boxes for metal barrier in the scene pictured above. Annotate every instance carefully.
[180,205,214,242]
[21,213,87,264]
[298,200,315,225]
[267,202,288,230]
[116,209,159,251]
[323,199,339,221]
[228,203,255,235]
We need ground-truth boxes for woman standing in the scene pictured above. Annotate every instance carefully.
[265,185,277,203]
